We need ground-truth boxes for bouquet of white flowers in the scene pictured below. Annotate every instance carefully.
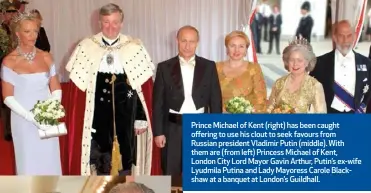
[225,96,254,114]
[31,99,67,139]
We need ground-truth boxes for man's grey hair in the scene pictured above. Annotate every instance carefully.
[99,3,124,21]
[109,182,155,193]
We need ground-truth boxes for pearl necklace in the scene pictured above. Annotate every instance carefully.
[17,46,36,64]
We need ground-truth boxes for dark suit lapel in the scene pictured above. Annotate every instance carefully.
[354,52,363,107]
[192,56,206,94]
[171,57,184,94]
[321,50,336,105]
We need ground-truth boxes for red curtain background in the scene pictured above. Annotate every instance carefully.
[0,82,162,175]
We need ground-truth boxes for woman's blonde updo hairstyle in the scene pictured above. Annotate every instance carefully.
[224,30,250,48]
[224,30,250,56]
[9,11,39,47]
[10,11,39,33]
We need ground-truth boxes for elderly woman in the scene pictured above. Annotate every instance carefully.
[267,37,327,113]
[216,30,267,113]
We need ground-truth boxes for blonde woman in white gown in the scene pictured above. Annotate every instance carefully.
[1,12,62,174]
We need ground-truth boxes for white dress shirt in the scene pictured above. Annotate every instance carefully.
[169,56,205,114]
[331,50,356,112]
[273,13,278,25]
[98,36,124,74]
[302,13,310,18]
[259,3,272,18]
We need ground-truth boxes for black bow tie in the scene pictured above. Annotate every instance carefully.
[102,38,119,46]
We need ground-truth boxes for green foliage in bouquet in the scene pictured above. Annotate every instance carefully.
[225,96,254,114]
[31,99,66,126]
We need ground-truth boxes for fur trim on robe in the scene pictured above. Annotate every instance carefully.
[66,32,155,175]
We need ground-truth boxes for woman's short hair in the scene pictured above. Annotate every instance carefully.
[282,37,316,72]
[177,25,199,41]
[224,30,250,48]
[108,182,155,193]
[99,3,124,21]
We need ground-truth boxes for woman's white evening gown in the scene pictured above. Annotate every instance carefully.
[1,64,62,175]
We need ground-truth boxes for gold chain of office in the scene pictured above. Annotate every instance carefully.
[90,37,131,51]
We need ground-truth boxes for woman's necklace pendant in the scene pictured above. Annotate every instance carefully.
[17,46,36,64]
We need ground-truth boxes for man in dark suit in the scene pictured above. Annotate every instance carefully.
[152,25,222,175]
[310,20,371,113]
[259,0,271,42]
[366,44,371,112]
[296,1,314,42]
[267,5,282,54]
[251,7,263,54]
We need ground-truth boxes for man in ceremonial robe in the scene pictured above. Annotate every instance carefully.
[310,20,371,113]
[64,3,155,175]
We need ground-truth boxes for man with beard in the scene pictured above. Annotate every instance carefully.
[310,20,371,113]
